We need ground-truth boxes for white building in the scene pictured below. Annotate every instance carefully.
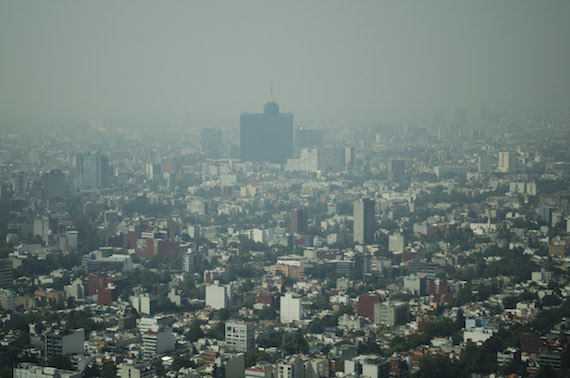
[225,321,255,352]
[373,301,409,327]
[286,147,346,173]
[464,327,494,345]
[532,269,553,284]
[117,361,155,378]
[64,279,85,300]
[131,293,152,315]
[498,152,515,173]
[32,217,50,244]
[13,363,81,378]
[253,229,273,244]
[345,355,390,378]
[280,293,302,324]
[142,328,175,357]
[44,329,84,357]
[388,233,405,254]
[206,283,228,310]
[137,316,173,333]
[0,288,15,311]
[403,274,426,296]
[278,356,304,378]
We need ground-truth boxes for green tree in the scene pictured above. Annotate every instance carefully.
[185,321,204,342]
[101,363,116,378]
[48,355,73,370]
[417,354,461,378]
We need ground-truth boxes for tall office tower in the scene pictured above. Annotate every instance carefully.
[225,321,254,352]
[240,99,293,163]
[14,171,26,197]
[290,208,308,235]
[480,104,490,123]
[43,170,66,201]
[201,128,222,159]
[353,199,375,244]
[344,147,355,169]
[77,153,109,188]
[539,205,554,225]
[477,155,492,173]
[294,126,324,155]
[498,152,515,173]
[280,293,302,324]
[0,259,13,289]
[318,147,346,172]
[389,159,405,181]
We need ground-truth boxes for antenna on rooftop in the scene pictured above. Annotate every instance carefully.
[270,84,274,102]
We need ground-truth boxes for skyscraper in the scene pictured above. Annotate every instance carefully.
[290,208,308,235]
[77,153,109,188]
[14,171,25,197]
[389,159,405,182]
[240,98,293,164]
[0,259,13,289]
[201,128,222,159]
[294,126,324,156]
[280,293,302,324]
[353,198,375,244]
[43,170,66,201]
[498,152,515,173]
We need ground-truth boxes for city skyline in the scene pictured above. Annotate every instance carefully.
[1,1,570,125]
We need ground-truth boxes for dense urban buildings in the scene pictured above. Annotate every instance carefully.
[1,107,570,377]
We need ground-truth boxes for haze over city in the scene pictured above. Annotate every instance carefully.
[1,0,570,125]
[2,2,570,378]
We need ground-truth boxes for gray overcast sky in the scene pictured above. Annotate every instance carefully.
[1,0,569,125]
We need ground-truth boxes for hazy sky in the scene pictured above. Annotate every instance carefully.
[1,1,569,125]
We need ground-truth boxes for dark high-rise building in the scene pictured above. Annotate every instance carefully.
[294,126,324,155]
[201,128,222,159]
[290,208,308,235]
[0,259,13,289]
[77,153,109,189]
[43,170,66,201]
[353,198,375,244]
[389,159,405,182]
[240,100,293,163]
[14,171,26,197]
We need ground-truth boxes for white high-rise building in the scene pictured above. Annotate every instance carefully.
[131,294,152,315]
[206,283,228,310]
[280,293,302,324]
[498,152,515,173]
[183,250,194,272]
[225,321,255,352]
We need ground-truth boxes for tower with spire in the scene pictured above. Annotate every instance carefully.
[240,87,294,164]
